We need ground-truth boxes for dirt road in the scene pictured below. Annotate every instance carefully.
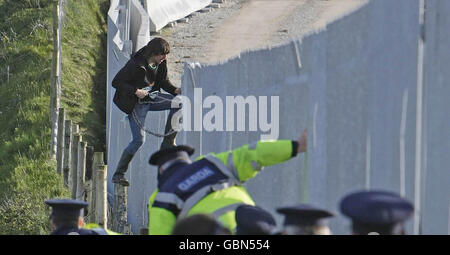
[201,0,367,63]
[201,0,305,62]
[165,0,367,84]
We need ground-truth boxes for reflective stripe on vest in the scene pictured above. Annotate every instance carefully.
[178,180,240,218]
[155,192,184,210]
[210,203,245,219]
[204,154,240,182]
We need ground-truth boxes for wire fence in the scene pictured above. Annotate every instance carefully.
[49,0,131,234]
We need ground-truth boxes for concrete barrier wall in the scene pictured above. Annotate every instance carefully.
[106,0,450,234]
[181,41,310,223]
[421,0,450,235]
[319,0,420,234]
[107,0,154,234]
[143,0,212,32]
[179,0,450,234]
[107,0,129,226]
[129,0,151,53]
[107,0,131,164]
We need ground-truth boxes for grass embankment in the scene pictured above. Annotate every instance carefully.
[0,0,108,234]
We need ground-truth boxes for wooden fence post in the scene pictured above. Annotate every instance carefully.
[62,120,72,187]
[76,141,87,201]
[96,164,107,227]
[85,146,94,181]
[69,125,80,199]
[56,108,65,174]
[84,146,94,222]
[91,152,104,223]
[50,2,61,159]
[84,178,93,221]
[113,184,128,233]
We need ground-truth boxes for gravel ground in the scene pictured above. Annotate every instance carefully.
[161,0,245,87]
[272,0,368,47]
[269,0,327,47]
[162,0,367,87]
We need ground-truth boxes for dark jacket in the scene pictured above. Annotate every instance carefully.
[112,56,177,114]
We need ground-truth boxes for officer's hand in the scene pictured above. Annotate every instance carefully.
[297,129,307,153]
[175,88,181,95]
[135,89,149,99]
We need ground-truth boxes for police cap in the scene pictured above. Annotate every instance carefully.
[277,204,334,227]
[235,205,276,235]
[45,199,88,219]
[339,190,414,226]
[149,145,195,166]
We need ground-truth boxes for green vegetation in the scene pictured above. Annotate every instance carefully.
[0,0,108,234]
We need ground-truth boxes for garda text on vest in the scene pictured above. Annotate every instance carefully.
[178,167,215,191]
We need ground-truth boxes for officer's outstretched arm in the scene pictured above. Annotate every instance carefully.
[198,139,301,182]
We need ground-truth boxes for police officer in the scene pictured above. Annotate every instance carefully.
[235,205,277,235]
[339,190,414,235]
[45,199,120,235]
[147,129,307,234]
[276,204,334,235]
[45,199,102,235]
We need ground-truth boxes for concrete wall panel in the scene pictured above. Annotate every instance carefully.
[421,0,450,235]
[302,30,329,213]
[323,3,372,234]
[367,0,420,234]
[107,0,449,234]
[107,0,154,234]
[130,0,151,53]
[366,0,419,195]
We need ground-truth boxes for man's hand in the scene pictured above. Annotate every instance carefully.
[174,88,181,95]
[297,129,307,153]
[135,89,149,99]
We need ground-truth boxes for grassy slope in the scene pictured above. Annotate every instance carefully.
[61,0,108,153]
[0,0,108,234]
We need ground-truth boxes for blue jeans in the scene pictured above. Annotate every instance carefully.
[124,92,180,155]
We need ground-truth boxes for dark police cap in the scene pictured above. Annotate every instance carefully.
[277,204,334,226]
[45,199,88,218]
[235,205,276,235]
[339,190,414,225]
[149,145,195,166]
